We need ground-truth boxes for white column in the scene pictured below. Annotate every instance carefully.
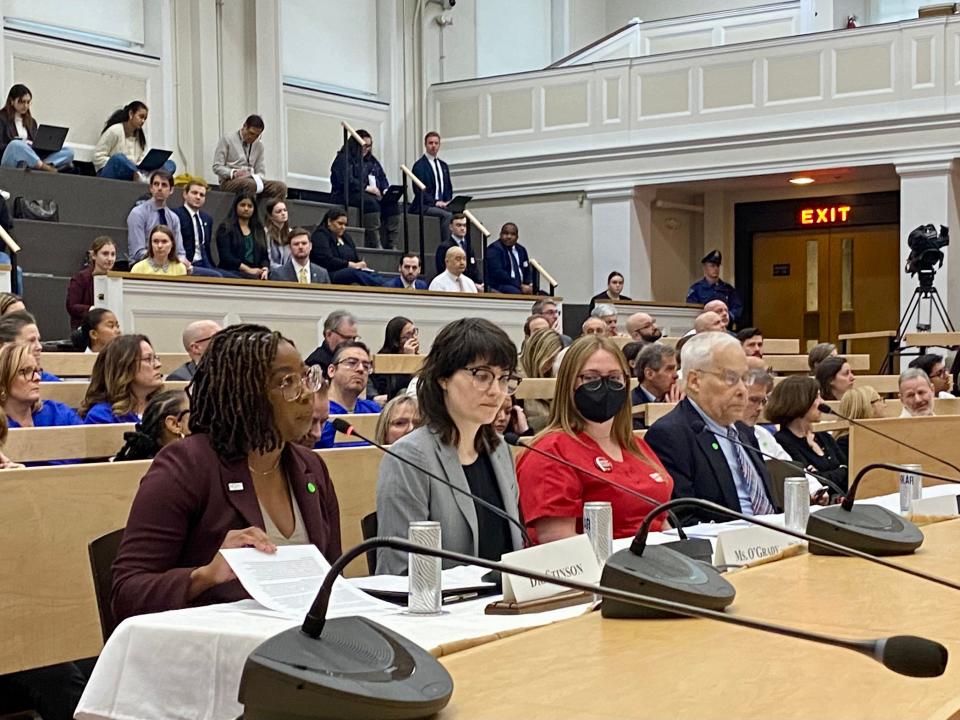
[253,0,284,179]
[588,188,652,302]
[895,159,960,331]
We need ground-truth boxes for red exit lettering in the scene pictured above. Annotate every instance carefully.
[799,205,852,225]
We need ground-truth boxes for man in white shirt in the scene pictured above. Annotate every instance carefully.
[268,228,331,284]
[428,245,478,293]
[899,368,936,417]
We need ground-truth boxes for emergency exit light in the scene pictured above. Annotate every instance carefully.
[799,205,851,225]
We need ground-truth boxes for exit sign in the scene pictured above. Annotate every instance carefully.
[799,205,852,225]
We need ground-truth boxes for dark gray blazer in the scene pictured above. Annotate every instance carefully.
[268,258,331,284]
[166,361,197,381]
[375,425,523,575]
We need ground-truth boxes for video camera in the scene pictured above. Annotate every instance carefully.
[905,224,949,277]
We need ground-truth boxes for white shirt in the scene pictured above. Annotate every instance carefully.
[292,257,311,283]
[14,116,27,141]
[429,270,478,293]
[184,206,204,262]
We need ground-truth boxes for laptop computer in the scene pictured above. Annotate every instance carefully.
[33,125,68,155]
[137,148,173,172]
[445,195,472,214]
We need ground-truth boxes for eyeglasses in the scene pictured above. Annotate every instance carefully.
[930,368,947,379]
[400,328,420,343]
[277,365,325,402]
[334,357,374,373]
[699,369,751,387]
[870,397,887,405]
[464,366,522,395]
[576,373,626,391]
[746,395,769,406]
[140,354,162,367]
[16,366,40,381]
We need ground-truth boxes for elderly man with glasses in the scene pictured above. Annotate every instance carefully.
[319,340,380,447]
[645,332,780,525]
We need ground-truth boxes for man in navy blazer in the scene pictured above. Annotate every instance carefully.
[385,252,428,290]
[644,332,780,525]
[410,130,453,244]
[268,228,332,284]
[485,222,532,294]
[173,180,223,277]
[434,213,483,288]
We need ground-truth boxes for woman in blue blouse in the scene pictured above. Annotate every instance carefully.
[81,334,164,424]
[0,342,81,428]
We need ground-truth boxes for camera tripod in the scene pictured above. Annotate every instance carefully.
[882,269,956,373]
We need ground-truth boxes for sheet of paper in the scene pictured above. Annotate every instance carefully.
[220,545,394,619]
[348,564,494,595]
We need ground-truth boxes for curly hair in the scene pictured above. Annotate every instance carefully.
[188,323,290,460]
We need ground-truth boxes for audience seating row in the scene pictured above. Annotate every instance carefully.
[43,352,190,378]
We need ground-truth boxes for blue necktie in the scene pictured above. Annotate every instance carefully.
[727,426,775,515]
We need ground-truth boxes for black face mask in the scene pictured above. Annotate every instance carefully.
[574,379,627,423]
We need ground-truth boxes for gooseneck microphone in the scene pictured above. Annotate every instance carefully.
[806,461,960,556]
[625,497,960,594]
[331,418,532,547]
[819,403,960,475]
[698,424,847,499]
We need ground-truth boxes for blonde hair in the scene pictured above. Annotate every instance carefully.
[520,328,563,379]
[836,385,881,439]
[375,395,419,445]
[536,335,644,459]
[0,342,41,413]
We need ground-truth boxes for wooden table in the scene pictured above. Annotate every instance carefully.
[438,520,960,719]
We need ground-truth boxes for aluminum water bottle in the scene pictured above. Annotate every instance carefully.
[783,477,810,533]
[583,501,613,564]
[407,521,442,615]
[899,464,923,513]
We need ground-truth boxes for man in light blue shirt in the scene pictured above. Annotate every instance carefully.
[645,332,778,525]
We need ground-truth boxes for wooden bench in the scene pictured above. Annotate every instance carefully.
[332,413,380,444]
[771,374,901,395]
[766,353,870,373]
[372,354,424,374]
[0,443,385,675]
[5,423,133,463]
[43,353,191,378]
[39,380,190,408]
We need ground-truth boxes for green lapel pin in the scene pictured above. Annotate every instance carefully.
[711,442,720,450]
[307,482,317,493]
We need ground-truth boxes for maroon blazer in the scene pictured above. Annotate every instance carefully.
[66,266,94,329]
[111,433,342,623]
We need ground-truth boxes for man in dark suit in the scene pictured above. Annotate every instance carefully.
[485,222,531,294]
[173,180,223,277]
[385,252,428,290]
[268,228,331,284]
[644,332,779,525]
[434,213,482,288]
[410,130,453,244]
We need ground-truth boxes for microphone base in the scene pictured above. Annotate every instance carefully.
[239,617,453,720]
[599,546,735,619]
[807,505,924,556]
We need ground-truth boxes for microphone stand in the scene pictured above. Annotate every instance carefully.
[842,461,960,511]
[298,536,947,678]
[629,497,960,593]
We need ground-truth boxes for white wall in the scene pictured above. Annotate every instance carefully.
[604,0,776,26]
[475,0,552,77]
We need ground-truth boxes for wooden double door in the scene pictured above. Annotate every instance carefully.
[752,225,899,371]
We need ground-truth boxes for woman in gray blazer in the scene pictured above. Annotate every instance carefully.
[376,317,525,574]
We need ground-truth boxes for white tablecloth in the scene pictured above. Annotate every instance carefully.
[76,486,960,720]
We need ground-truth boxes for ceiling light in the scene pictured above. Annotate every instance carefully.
[789,177,815,185]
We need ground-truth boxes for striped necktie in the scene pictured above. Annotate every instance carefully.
[727,426,775,515]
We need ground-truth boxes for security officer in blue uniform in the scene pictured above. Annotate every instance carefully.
[686,250,743,324]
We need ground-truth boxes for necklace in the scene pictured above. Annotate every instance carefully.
[248,456,282,477]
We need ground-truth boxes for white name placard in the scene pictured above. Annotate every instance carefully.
[910,494,960,517]
[501,534,601,603]
[714,526,801,567]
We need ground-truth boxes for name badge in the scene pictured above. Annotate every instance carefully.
[228,482,244,492]
[501,534,600,603]
[595,457,613,473]
[713,526,800,567]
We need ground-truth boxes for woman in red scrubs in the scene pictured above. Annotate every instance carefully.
[516,335,673,542]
